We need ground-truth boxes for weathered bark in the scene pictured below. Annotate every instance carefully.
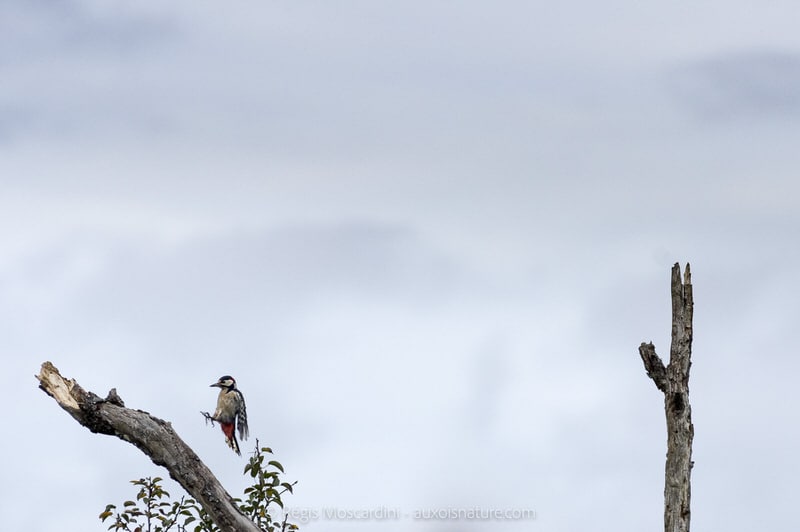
[639,263,694,532]
[36,362,260,532]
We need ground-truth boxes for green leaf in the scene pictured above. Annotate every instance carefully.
[267,460,284,473]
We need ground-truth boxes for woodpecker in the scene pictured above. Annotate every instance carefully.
[207,375,249,455]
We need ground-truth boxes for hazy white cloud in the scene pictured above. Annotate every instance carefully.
[669,50,800,121]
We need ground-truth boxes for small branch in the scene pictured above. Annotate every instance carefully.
[638,342,667,393]
[36,362,260,532]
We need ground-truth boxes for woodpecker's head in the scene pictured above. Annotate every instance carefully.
[210,375,237,389]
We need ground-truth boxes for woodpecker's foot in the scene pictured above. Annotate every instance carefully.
[201,411,216,426]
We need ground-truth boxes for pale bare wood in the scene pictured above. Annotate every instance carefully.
[36,362,260,532]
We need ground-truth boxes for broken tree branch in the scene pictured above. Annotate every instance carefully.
[639,263,694,532]
[638,342,667,393]
[36,361,260,532]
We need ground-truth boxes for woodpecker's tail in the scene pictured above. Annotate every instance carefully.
[220,422,241,455]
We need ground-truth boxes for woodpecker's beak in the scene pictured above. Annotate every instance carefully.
[210,382,221,388]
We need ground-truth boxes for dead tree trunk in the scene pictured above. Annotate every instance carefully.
[36,362,261,532]
[639,263,694,532]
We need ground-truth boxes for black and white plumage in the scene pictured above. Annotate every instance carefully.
[208,375,249,455]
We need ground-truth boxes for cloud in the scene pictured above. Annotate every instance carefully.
[0,0,175,61]
[0,0,177,142]
[669,50,800,122]
[2,220,483,378]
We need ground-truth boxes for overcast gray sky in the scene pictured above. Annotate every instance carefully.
[3,1,800,531]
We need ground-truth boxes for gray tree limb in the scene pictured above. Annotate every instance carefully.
[36,361,260,532]
[639,263,694,532]
[638,342,667,393]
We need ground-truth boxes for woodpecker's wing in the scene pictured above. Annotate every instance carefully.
[237,391,249,441]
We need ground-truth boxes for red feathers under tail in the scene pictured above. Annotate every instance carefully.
[220,422,241,455]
